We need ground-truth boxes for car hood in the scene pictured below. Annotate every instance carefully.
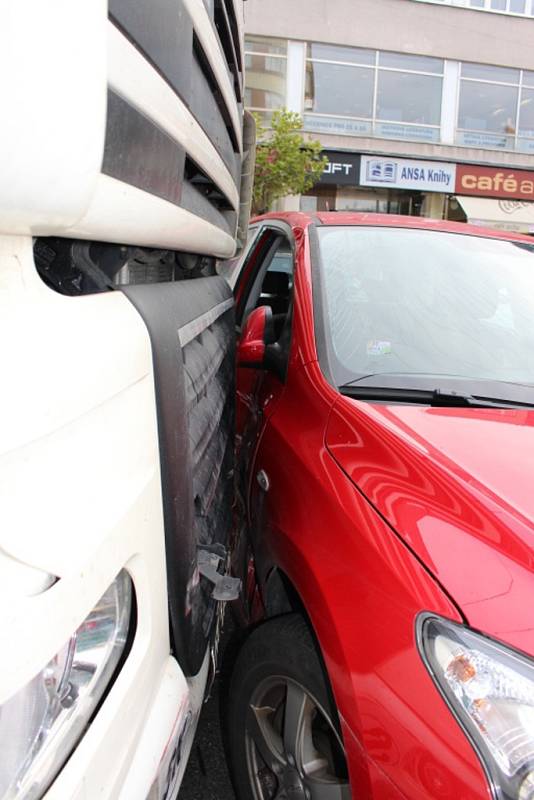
[326,397,534,656]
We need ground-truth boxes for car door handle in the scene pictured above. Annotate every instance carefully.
[256,469,270,492]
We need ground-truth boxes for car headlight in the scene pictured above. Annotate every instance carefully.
[0,570,133,800]
[418,614,534,800]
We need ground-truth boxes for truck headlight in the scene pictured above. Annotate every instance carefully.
[0,570,133,800]
[418,614,534,800]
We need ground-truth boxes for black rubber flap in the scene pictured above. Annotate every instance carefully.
[122,277,235,676]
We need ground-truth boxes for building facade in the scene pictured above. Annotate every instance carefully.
[243,0,534,232]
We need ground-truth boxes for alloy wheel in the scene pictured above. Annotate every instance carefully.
[244,675,351,800]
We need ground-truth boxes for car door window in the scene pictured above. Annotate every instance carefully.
[238,231,295,377]
[239,236,293,320]
[259,246,293,310]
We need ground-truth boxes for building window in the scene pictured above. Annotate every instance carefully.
[409,0,534,14]
[305,44,375,124]
[304,44,443,143]
[244,36,288,122]
[491,0,525,9]
[376,52,442,141]
[457,63,534,152]
[306,43,375,65]
[242,36,534,155]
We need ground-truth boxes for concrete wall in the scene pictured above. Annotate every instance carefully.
[310,132,534,169]
[243,0,534,71]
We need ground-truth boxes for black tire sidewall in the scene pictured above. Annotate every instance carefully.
[226,614,338,800]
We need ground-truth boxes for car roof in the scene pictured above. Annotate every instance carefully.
[251,211,534,244]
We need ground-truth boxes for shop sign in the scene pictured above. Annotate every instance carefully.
[304,115,372,138]
[456,131,512,150]
[455,165,534,200]
[360,155,456,193]
[319,151,361,185]
[374,122,440,143]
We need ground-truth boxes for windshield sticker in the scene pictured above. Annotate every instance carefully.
[367,340,392,356]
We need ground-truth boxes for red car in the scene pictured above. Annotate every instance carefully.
[223,212,534,800]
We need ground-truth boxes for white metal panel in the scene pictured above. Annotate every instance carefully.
[0,233,210,798]
[230,0,245,35]
[63,174,237,258]
[115,655,209,799]
[0,553,55,597]
[0,234,186,797]
[229,0,245,79]
[184,0,243,153]
[0,236,158,575]
[0,0,107,234]
[108,23,240,212]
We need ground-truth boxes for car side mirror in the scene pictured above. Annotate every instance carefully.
[238,306,275,368]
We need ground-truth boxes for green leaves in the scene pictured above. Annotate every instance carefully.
[252,109,327,215]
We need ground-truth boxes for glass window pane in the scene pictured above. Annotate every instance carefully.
[519,88,534,136]
[490,0,506,8]
[379,51,443,73]
[245,87,286,109]
[307,42,375,65]
[523,71,534,87]
[244,36,287,55]
[300,195,319,213]
[245,53,286,110]
[510,0,526,11]
[462,63,520,83]
[376,71,442,124]
[469,0,485,7]
[245,53,286,75]
[305,61,374,117]
[458,81,519,133]
[336,188,380,212]
[317,226,534,387]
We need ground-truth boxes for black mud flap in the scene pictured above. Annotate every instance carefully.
[122,277,235,676]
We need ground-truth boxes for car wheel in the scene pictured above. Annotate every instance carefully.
[226,614,351,800]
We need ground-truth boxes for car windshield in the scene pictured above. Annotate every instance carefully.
[316,225,534,395]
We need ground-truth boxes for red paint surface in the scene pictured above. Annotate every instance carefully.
[327,399,534,655]
[237,305,268,365]
[455,163,534,200]
[254,209,534,242]
[236,212,532,799]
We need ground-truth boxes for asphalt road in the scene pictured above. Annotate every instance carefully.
[180,624,238,800]
[179,678,237,800]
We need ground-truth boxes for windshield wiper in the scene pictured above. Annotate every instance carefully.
[339,385,534,409]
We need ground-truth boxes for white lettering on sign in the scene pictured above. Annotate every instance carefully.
[323,161,354,176]
[360,156,456,193]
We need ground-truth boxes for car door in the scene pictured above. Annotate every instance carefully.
[231,221,296,618]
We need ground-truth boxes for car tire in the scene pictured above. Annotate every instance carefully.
[226,613,351,800]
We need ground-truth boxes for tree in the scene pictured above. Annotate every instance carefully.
[252,109,327,215]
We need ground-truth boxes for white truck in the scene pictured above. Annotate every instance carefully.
[0,1,253,798]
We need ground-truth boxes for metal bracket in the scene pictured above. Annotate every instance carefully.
[197,547,241,602]
[257,469,270,492]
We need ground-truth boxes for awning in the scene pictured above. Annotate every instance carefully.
[454,196,534,234]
